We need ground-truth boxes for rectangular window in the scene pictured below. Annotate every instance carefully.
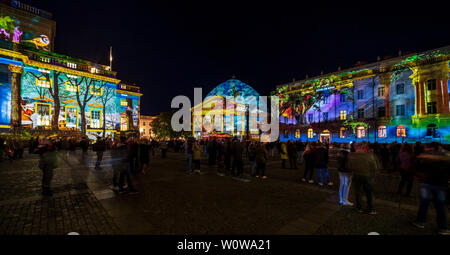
[377,87,385,97]
[357,90,364,100]
[340,94,346,102]
[90,87,102,96]
[396,105,405,116]
[396,83,404,95]
[120,116,128,131]
[340,110,346,120]
[295,129,300,139]
[427,79,436,90]
[323,96,329,104]
[65,106,78,128]
[357,109,364,119]
[143,122,146,126]
[90,110,101,128]
[378,106,386,118]
[308,114,313,123]
[36,103,51,126]
[65,81,78,92]
[120,99,128,106]
[427,102,437,114]
[36,77,51,88]
[378,126,387,138]
[323,112,328,122]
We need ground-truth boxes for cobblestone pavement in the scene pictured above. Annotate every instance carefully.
[0,151,121,235]
[0,149,448,235]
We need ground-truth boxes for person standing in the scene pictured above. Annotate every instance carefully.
[397,143,415,197]
[280,142,288,168]
[301,145,315,183]
[337,143,353,206]
[93,137,106,170]
[296,141,305,164]
[316,143,332,186]
[231,138,244,178]
[185,138,194,173]
[192,141,202,174]
[347,142,379,215]
[248,141,257,177]
[224,139,232,175]
[160,140,168,158]
[79,136,89,163]
[139,139,150,175]
[288,140,297,169]
[411,142,450,235]
[255,142,268,178]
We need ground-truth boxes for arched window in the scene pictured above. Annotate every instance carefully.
[295,129,300,139]
[283,129,289,138]
[356,126,366,138]
[307,128,313,139]
[378,126,387,138]
[426,124,437,137]
[339,127,346,138]
[396,125,406,137]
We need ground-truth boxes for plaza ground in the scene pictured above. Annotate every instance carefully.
[0,149,446,235]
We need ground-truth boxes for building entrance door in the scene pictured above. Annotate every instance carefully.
[320,130,331,144]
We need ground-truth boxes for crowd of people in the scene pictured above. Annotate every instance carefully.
[1,132,449,234]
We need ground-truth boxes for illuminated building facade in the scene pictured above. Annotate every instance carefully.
[191,79,265,140]
[139,114,158,139]
[276,46,450,144]
[0,1,142,137]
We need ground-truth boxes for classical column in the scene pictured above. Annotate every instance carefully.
[438,78,449,114]
[8,64,23,131]
[436,79,443,114]
[378,73,392,118]
[419,81,426,115]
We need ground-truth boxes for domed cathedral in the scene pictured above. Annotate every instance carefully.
[275,45,450,144]
[191,78,266,140]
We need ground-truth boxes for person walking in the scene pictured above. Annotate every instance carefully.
[411,142,450,235]
[118,138,139,194]
[35,137,58,196]
[255,142,268,179]
[185,138,194,173]
[347,142,379,215]
[280,142,288,168]
[397,143,416,197]
[315,143,333,186]
[301,145,315,183]
[337,143,353,206]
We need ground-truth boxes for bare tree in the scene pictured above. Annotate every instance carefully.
[96,84,116,137]
[65,75,107,134]
[23,70,71,130]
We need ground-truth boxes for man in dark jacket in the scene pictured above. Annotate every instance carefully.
[231,139,244,178]
[35,137,58,196]
[79,136,89,162]
[315,143,332,186]
[287,140,297,169]
[411,142,450,235]
[347,142,379,215]
[93,137,106,170]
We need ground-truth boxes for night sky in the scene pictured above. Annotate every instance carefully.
[24,1,450,115]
